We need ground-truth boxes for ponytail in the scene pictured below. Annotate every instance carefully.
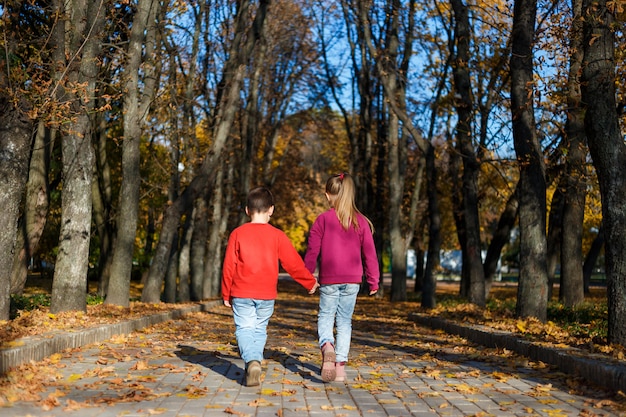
[326,173,374,233]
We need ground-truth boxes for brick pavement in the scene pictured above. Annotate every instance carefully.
[1,294,624,417]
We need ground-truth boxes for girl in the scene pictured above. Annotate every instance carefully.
[304,172,379,382]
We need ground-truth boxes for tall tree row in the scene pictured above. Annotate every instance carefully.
[2,0,626,351]
[141,0,271,302]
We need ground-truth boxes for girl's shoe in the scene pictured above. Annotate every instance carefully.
[320,342,336,382]
[335,362,346,382]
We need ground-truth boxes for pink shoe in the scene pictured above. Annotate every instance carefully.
[320,342,336,382]
[335,362,346,382]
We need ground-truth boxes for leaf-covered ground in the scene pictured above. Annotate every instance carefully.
[0,277,192,347]
[418,282,626,365]
[1,279,625,416]
[1,277,623,367]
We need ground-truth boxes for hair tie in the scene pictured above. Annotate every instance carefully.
[339,173,345,181]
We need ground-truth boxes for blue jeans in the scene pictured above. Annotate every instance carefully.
[231,298,275,363]
[318,284,360,363]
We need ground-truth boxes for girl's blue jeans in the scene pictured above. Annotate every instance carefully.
[318,283,360,363]
[231,298,275,363]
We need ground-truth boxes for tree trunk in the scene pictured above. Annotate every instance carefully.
[50,0,104,313]
[163,230,179,303]
[422,146,441,309]
[107,0,160,307]
[450,0,485,307]
[204,163,227,299]
[142,0,270,303]
[0,103,33,320]
[10,120,50,295]
[580,0,626,345]
[388,108,407,302]
[190,195,209,301]
[547,184,564,299]
[483,183,519,294]
[560,0,586,307]
[583,226,603,293]
[177,214,193,302]
[510,0,548,321]
[92,112,115,297]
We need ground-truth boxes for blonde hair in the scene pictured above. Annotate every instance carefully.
[326,172,374,232]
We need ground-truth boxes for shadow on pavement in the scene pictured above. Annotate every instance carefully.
[174,344,244,384]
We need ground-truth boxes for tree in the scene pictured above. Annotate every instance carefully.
[10,121,51,296]
[559,0,586,307]
[50,0,107,313]
[450,0,485,307]
[106,0,161,307]
[0,107,33,321]
[510,0,548,321]
[580,0,626,345]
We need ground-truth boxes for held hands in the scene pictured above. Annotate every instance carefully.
[308,280,320,294]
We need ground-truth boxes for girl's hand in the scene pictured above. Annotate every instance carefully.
[223,299,231,307]
[308,281,320,294]
[369,289,378,296]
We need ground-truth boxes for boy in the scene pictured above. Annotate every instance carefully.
[222,186,319,387]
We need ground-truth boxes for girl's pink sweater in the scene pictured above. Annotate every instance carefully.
[304,209,379,292]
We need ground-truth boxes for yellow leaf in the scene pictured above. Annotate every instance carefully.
[131,360,150,370]
[146,408,168,414]
[491,372,509,382]
[543,409,568,417]
[49,353,62,364]
[224,406,251,417]
[378,399,398,404]
[3,340,25,347]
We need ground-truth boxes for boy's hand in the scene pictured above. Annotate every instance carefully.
[223,299,231,307]
[308,281,320,294]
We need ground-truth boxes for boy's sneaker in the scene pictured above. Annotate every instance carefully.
[335,361,346,382]
[320,342,336,382]
[246,360,262,387]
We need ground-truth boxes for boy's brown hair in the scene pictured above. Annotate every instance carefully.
[247,187,274,214]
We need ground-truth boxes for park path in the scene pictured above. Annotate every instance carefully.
[1,280,624,417]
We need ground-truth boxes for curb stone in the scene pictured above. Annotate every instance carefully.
[409,312,626,394]
[0,300,222,375]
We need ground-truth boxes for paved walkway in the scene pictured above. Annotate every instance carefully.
[1,288,624,417]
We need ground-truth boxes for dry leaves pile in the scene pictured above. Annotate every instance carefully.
[0,301,195,348]
[0,277,197,347]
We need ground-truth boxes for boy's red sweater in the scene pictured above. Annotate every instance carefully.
[221,222,316,301]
